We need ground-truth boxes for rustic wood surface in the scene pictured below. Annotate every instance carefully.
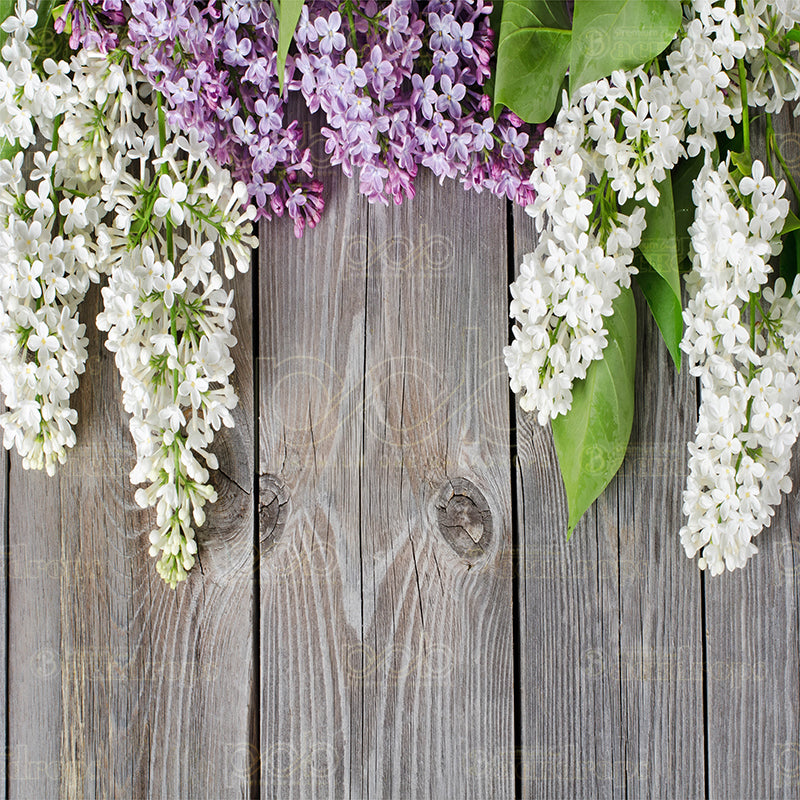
[257,167,513,799]
[512,206,706,800]
[0,445,6,798]
[2,119,800,800]
[702,111,800,800]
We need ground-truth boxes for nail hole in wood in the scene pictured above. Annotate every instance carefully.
[259,474,290,552]
[435,477,492,561]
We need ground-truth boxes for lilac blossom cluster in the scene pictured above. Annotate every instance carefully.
[60,0,324,237]
[54,0,124,53]
[292,0,541,205]
[60,0,542,222]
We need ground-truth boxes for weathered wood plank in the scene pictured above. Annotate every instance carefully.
[615,287,705,799]
[8,424,63,798]
[258,166,369,799]
[704,108,800,800]
[704,499,800,800]
[0,444,7,800]
[359,173,513,798]
[8,263,255,798]
[513,206,705,798]
[258,169,513,798]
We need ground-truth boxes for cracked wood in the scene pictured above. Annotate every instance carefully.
[6,263,254,799]
[258,165,513,799]
[512,202,705,799]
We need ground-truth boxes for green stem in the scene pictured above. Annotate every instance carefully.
[183,201,229,240]
[157,91,179,401]
[342,0,358,49]
[171,307,179,401]
[156,92,174,260]
[50,113,64,227]
[749,293,756,378]
[60,186,88,198]
[590,173,609,221]
[51,113,62,153]
[735,295,759,473]
[734,393,754,474]
[156,91,167,161]
[737,57,751,159]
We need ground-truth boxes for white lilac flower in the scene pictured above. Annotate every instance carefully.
[505,69,674,425]
[667,12,741,156]
[0,0,257,589]
[0,3,100,476]
[737,0,800,113]
[92,75,257,588]
[680,158,796,575]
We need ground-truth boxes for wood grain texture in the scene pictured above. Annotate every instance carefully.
[8,263,254,798]
[258,165,369,800]
[8,417,63,799]
[360,173,513,798]
[615,287,704,799]
[258,168,513,798]
[0,447,6,800]
[512,206,705,798]
[704,107,800,800]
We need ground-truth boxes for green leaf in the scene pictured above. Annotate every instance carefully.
[552,287,637,536]
[637,177,681,300]
[34,0,56,33]
[275,0,304,94]
[783,209,800,235]
[729,149,752,178]
[493,0,572,123]
[0,0,14,48]
[636,266,683,370]
[671,153,705,268]
[570,0,682,98]
[781,229,800,292]
[0,137,20,160]
[787,27,800,44]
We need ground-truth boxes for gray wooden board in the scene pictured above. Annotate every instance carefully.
[0,444,6,800]
[7,263,254,798]
[512,205,705,798]
[258,165,370,800]
[258,168,514,798]
[361,173,513,798]
[704,109,800,800]
[8,402,63,799]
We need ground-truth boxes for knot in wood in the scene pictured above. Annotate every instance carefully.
[435,478,492,561]
[259,473,290,551]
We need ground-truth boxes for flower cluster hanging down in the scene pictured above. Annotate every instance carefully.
[505,63,692,423]
[680,158,799,573]
[0,8,103,475]
[505,0,800,574]
[676,0,800,574]
[61,0,544,220]
[0,1,257,588]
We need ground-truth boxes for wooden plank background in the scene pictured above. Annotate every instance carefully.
[2,115,800,799]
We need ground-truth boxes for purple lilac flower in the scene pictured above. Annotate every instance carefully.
[62,0,543,221]
[62,0,324,237]
[54,0,124,52]
[290,0,540,207]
